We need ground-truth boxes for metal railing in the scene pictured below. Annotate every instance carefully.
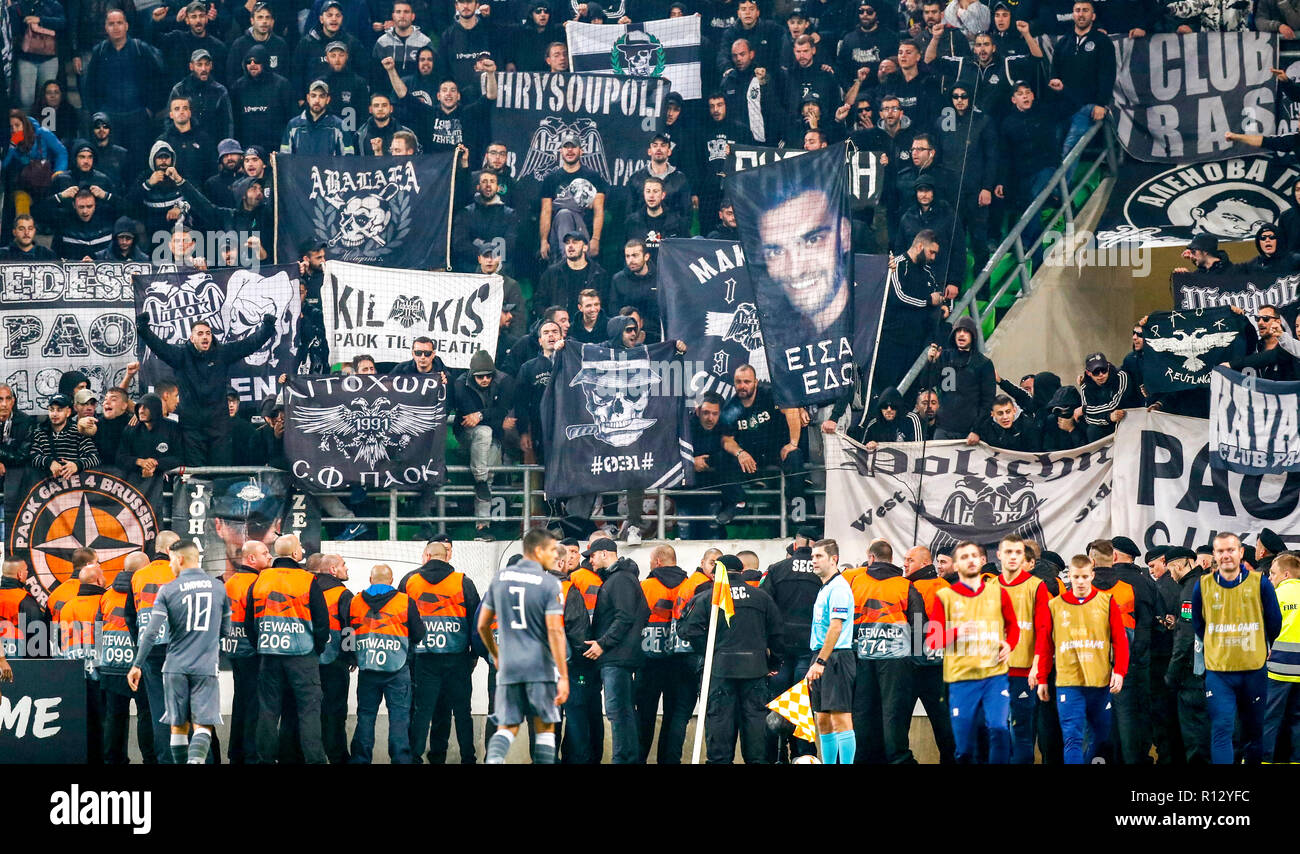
[168,465,823,540]
[898,120,1119,395]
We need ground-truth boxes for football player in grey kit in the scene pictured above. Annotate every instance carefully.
[129,540,230,765]
[477,528,570,764]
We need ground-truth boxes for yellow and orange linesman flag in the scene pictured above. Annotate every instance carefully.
[767,679,817,742]
[712,565,735,625]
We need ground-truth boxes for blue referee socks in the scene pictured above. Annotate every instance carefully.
[836,731,856,764]
[818,732,857,764]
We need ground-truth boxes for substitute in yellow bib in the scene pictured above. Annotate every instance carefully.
[1264,552,1300,763]
[1033,555,1128,764]
[1192,532,1282,765]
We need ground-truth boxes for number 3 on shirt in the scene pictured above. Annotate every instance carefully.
[508,586,527,630]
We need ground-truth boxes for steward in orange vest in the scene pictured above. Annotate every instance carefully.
[0,557,48,659]
[125,542,178,764]
[223,546,267,766]
[97,553,157,764]
[54,566,107,763]
[639,551,690,763]
[349,564,426,764]
[309,555,354,766]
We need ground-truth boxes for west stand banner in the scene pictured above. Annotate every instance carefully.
[171,471,320,578]
[1111,31,1278,163]
[0,261,157,413]
[491,71,667,212]
[726,142,855,407]
[321,260,503,369]
[1139,306,1252,393]
[284,373,449,492]
[1209,366,1300,474]
[133,266,301,406]
[823,432,1113,563]
[725,144,884,210]
[567,16,702,100]
[540,339,693,499]
[1114,409,1300,552]
[1172,268,1300,315]
[274,153,456,269]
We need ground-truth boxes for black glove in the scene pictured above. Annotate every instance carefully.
[263,313,276,326]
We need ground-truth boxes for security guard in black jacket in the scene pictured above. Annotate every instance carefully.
[586,539,650,765]
[681,554,783,764]
[1109,535,1165,764]
[1146,546,1183,764]
[760,526,822,761]
[1164,547,1211,763]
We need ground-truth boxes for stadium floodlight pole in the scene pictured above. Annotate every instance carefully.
[689,581,724,765]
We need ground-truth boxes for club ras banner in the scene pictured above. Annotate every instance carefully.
[1139,306,1252,393]
[171,471,320,578]
[0,261,159,413]
[275,154,456,268]
[284,373,448,491]
[567,16,702,100]
[492,72,667,212]
[727,142,855,407]
[134,265,300,405]
[824,433,1113,563]
[1111,31,1278,163]
[540,339,693,499]
[321,261,503,369]
[1114,409,1300,552]
[1209,366,1300,474]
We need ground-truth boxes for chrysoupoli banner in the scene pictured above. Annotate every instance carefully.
[274,153,456,269]
[726,142,855,407]
[1139,306,1252,393]
[1172,268,1300,316]
[284,372,448,492]
[0,261,159,413]
[540,339,693,499]
[1209,366,1300,474]
[725,144,884,210]
[823,432,1113,563]
[321,260,502,369]
[134,265,301,405]
[491,72,667,212]
[567,16,702,100]
[1111,31,1278,163]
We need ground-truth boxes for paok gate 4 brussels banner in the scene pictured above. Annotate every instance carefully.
[1209,366,1300,475]
[321,261,503,370]
[134,265,300,406]
[284,373,449,492]
[540,339,693,500]
[0,261,157,413]
[726,142,855,407]
[274,154,456,269]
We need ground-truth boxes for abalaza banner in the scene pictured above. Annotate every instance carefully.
[1111,32,1278,164]
[726,144,884,210]
[1172,268,1300,315]
[284,373,448,492]
[727,142,855,407]
[274,154,456,269]
[823,432,1113,563]
[1096,154,1298,247]
[171,471,320,579]
[134,266,300,405]
[8,470,158,606]
[491,72,667,212]
[1139,306,1252,393]
[1209,366,1300,474]
[321,260,503,370]
[1114,409,1300,552]
[0,261,159,413]
[0,659,88,764]
[540,339,693,500]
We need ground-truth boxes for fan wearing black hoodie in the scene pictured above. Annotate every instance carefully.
[232,45,299,153]
[226,4,290,85]
[95,217,150,262]
[49,140,120,214]
[1236,223,1300,274]
[1039,384,1085,451]
[127,141,187,237]
[978,394,1039,452]
[921,316,996,441]
[585,541,650,764]
[854,386,924,446]
[116,393,183,503]
[997,370,1061,446]
[895,177,964,290]
[635,544,692,764]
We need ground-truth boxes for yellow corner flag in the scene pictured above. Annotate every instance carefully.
[712,565,735,626]
[767,679,817,742]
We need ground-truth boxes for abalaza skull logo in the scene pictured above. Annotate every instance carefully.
[610,31,665,78]
[309,165,417,261]
[911,474,1046,556]
[295,395,446,468]
[565,344,661,447]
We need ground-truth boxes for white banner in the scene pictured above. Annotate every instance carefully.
[824,432,1113,565]
[1115,409,1300,551]
[567,16,702,100]
[321,261,502,369]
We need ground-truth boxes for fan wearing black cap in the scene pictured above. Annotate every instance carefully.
[149,1,229,89]
[626,131,695,224]
[1161,546,1211,762]
[538,132,608,261]
[1143,545,1184,764]
[1087,537,1154,764]
[30,393,100,479]
[170,47,234,141]
[582,537,650,764]
[895,175,964,288]
[292,0,366,97]
[1172,233,1230,275]
[227,2,290,87]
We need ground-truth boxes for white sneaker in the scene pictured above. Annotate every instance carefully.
[625,525,642,546]
[601,524,619,538]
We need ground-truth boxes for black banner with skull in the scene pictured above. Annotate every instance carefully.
[491,72,668,215]
[540,339,693,500]
[283,373,449,492]
[726,142,855,408]
[274,154,456,269]
[133,265,301,406]
[1139,306,1253,394]
[0,261,162,414]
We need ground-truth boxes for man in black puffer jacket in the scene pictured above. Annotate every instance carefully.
[115,393,183,505]
[136,309,275,466]
[921,315,995,441]
[585,539,650,764]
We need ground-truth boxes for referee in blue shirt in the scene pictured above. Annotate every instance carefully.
[808,539,857,764]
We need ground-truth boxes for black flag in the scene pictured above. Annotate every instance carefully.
[726,142,855,407]
[1140,306,1253,393]
[540,339,693,499]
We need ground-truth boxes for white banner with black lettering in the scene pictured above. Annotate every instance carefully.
[321,261,502,369]
[824,432,1113,564]
[1112,31,1278,163]
[1114,409,1300,551]
[1209,366,1300,474]
[567,16,702,100]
